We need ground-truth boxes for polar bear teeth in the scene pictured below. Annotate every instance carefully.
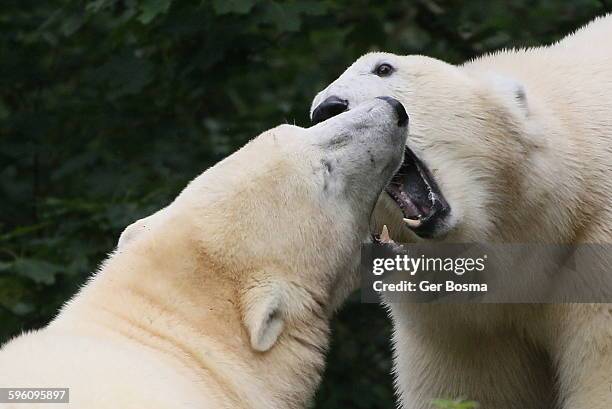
[372,225,398,245]
[379,225,392,242]
[403,218,422,228]
[384,147,450,235]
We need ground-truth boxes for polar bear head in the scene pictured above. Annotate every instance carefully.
[119,97,407,352]
[311,53,535,242]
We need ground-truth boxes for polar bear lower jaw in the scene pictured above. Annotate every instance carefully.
[385,147,450,238]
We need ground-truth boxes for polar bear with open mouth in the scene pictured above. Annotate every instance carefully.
[0,97,408,409]
[311,15,612,409]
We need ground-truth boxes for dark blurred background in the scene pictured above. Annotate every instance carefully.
[1,1,610,407]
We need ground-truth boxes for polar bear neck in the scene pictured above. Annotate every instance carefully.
[460,49,612,244]
[51,235,331,409]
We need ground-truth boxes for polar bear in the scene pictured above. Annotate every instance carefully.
[310,15,612,409]
[0,98,408,409]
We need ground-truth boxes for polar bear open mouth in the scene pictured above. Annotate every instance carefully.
[385,148,450,237]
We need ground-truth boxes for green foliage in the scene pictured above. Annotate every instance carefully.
[1,1,609,407]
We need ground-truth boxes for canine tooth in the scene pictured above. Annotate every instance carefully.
[380,225,391,243]
[403,218,422,228]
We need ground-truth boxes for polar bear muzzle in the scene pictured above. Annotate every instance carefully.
[385,147,450,238]
[311,95,349,124]
[312,93,448,238]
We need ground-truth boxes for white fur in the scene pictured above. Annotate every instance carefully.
[312,15,612,409]
[0,99,406,409]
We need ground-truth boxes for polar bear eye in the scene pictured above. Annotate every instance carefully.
[374,63,394,77]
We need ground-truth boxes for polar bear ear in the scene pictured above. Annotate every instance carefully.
[118,218,148,248]
[243,281,285,352]
[485,73,528,114]
[118,207,168,249]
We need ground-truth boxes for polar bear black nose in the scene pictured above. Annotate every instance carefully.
[311,96,349,124]
[376,96,408,127]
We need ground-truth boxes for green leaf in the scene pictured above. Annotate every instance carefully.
[0,98,9,120]
[12,258,63,285]
[212,0,256,15]
[261,2,302,32]
[11,302,35,316]
[138,0,173,24]
[93,53,155,98]
[0,278,30,314]
[86,0,115,13]
[60,13,86,36]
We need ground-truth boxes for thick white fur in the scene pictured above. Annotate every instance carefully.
[0,100,406,409]
[312,15,612,409]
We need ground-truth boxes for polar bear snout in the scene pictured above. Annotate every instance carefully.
[376,96,409,127]
[311,97,408,151]
[311,94,408,128]
[311,95,349,124]
[306,98,408,209]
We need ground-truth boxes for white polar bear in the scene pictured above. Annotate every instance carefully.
[0,98,408,409]
[311,15,612,409]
